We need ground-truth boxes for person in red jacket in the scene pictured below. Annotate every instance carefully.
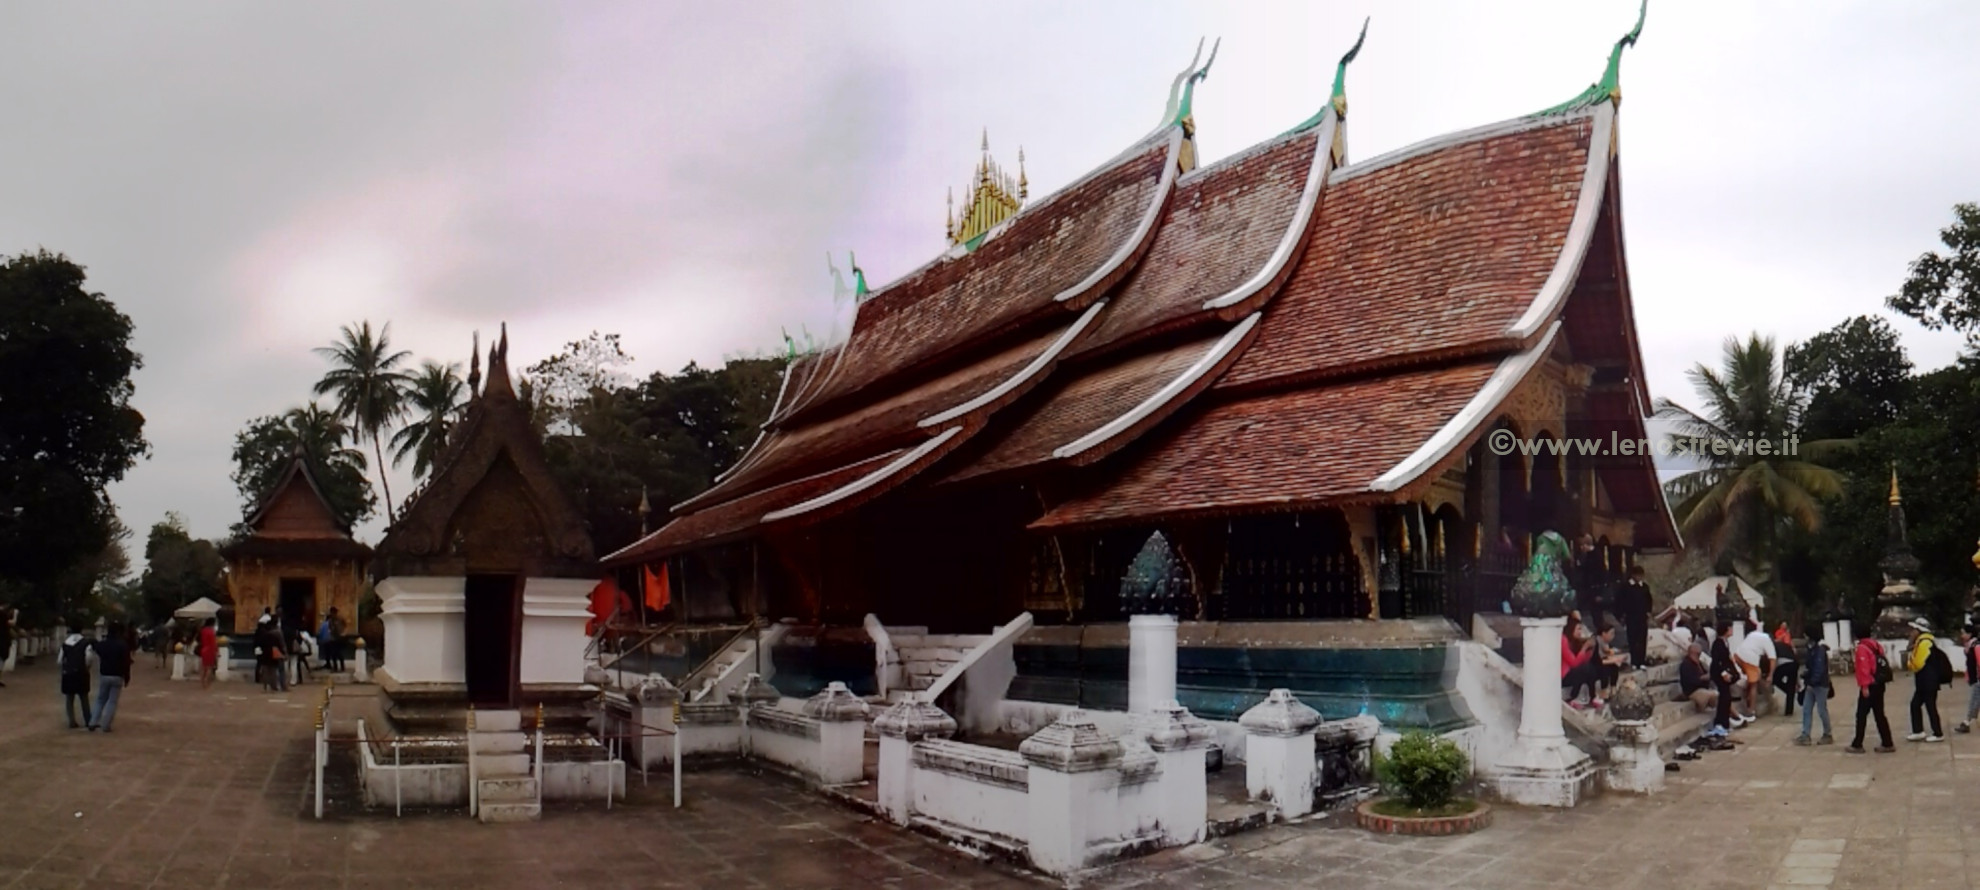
[1847,628,1895,753]
[1561,625,1598,709]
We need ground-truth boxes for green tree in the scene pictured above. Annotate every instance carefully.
[1888,202,1980,334]
[313,321,411,522]
[525,331,633,434]
[389,360,466,479]
[1659,334,1847,588]
[231,403,375,530]
[0,251,149,625]
[138,514,224,627]
[1785,315,1913,440]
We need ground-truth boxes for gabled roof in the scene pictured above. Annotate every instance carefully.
[240,450,346,534]
[222,450,372,562]
[374,327,595,578]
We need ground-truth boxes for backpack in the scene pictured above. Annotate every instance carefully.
[1873,645,1894,685]
[1926,644,1953,686]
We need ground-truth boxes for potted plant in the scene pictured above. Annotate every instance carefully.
[1357,730,1491,835]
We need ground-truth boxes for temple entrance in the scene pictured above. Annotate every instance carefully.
[278,578,316,638]
[464,574,520,705]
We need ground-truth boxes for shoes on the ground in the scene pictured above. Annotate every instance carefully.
[1792,735,1811,746]
[1927,734,1945,743]
[1956,722,1972,734]
[1875,745,1896,753]
[1818,734,1834,745]
[87,725,98,732]
[1845,745,1865,754]
[1907,732,1928,741]
[67,722,78,730]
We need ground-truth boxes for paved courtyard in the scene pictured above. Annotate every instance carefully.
[3,654,1978,889]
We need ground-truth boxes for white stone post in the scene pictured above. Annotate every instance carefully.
[632,676,681,769]
[216,636,232,682]
[171,644,187,681]
[1146,701,1212,846]
[1239,688,1322,819]
[873,697,956,825]
[1128,614,1179,715]
[1491,616,1595,807]
[1020,709,1122,877]
[803,681,873,786]
[353,639,370,683]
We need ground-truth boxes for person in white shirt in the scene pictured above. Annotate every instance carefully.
[1735,626,1775,719]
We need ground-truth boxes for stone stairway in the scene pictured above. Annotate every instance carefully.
[889,632,990,693]
[1560,662,1715,761]
[472,710,539,824]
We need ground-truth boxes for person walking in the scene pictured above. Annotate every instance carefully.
[254,615,279,691]
[1905,618,1949,742]
[1617,565,1652,668]
[1794,627,1833,746]
[1955,626,1980,733]
[58,627,93,728]
[198,618,219,690]
[90,622,132,732]
[1847,627,1896,753]
[0,605,14,688]
[290,623,314,687]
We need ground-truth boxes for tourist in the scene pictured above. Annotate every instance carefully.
[1905,618,1949,742]
[1847,626,1895,754]
[58,626,93,728]
[1711,622,1744,729]
[1956,626,1980,734]
[0,605,14,687]
[198,618,218,691]
[1679,643,1718,715]
[90,621,131,732]
[1562,621,1598,709]
[254,614,279,691]
[1735,622,1775,719]
[291,622,314,686]
[1617,565,1652,668]
[1771,632,1800,718]
[318,608,341,672]
[1593,622,1629,704]
[1794,627,1832,746]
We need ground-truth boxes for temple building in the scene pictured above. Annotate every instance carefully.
[220,452,371,635]
[371,328,598,713]
[604,20,1676,730]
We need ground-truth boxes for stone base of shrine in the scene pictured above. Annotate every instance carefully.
[1486,741,1596,808]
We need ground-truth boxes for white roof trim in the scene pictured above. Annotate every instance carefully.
[917,300,1107,429]
[1201,114,1334,311]
[1368,321,1563,493]
[1506,102,1614,339]
[1054,127,1185,303]
[1328,106,1597,187]
[713,356,804,487]
[761,426,962,523]
[1052,312,1260,461]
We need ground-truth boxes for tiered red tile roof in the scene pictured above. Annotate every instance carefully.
[606,76,1676,567]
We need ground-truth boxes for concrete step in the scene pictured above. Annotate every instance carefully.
[478,801,541,824]
[480,776,539,803]
[476,753,531,777]
[473,710,522,732]
[472,730,528,754]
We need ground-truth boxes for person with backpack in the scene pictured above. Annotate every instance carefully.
[1848,625,1896,753]
[1793,626,1832,746]
[1955,626,1980,734]
[90,622,132,732]
[58,627,94,728]
[1906,617,1949,742]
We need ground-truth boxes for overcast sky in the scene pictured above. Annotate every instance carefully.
[2,1,1976,556]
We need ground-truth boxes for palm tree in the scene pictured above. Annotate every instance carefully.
[281,403,368,473]
[313,321,412,523]
[390,360,466,479]
[1658,334,1848,584]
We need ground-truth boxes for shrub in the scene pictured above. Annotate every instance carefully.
[1376,730,1469,809]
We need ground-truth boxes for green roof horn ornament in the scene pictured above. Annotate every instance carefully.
[1165,37,1220,129]
[849,252,869,300]
[1291,17,1368,134]
[1541,0,1646,116]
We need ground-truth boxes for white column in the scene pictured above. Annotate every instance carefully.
[353,641,370,683]
[1146,702,1212,846]
[171,647,187,681]
[802,681,873,786]
[1128,614,1179,714]
[1519,617,1567,746]
[873,697,956,825]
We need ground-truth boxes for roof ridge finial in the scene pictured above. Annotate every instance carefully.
[1157,38,1207,129]
[1290,19,1369,136]
[1540,0,1647,115]
[1171,36,1220,127]
[467,329,482,398]
[1890,463,1902,506]
[1017,146,1028,200]
[849,251,868,299]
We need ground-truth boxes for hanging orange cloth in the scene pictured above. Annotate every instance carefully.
[643,561,672,613]
[587,577,623,636]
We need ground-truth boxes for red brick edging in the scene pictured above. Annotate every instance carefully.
[1353,798,1492,836]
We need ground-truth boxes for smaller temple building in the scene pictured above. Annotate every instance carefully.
[220,452,372,636]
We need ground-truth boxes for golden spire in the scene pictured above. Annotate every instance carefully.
[1889,464,1902,506]
[948,129,1026,248]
